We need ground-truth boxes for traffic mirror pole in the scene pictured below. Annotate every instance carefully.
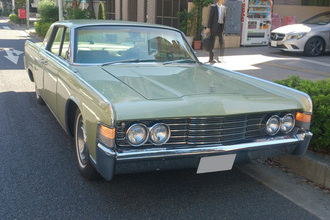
[26,0,30,30]
[59,0,63,21]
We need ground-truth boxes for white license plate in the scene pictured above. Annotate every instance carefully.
[271,40,277,47]
[197,154,236,174]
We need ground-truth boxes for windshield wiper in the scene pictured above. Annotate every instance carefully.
[102,59,156,66]
[163,59,199,65]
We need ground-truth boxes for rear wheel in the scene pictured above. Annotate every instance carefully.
[74,109,99,180]
[304,37,325,56]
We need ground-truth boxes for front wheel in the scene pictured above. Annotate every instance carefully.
[74,109,99,180]
[304,37,325,56]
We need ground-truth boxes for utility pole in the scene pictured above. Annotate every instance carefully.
[58,0,63,21]
[12,0,15,14]
[26,0,29,30]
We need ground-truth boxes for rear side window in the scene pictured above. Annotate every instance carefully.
[61,30,70,60]
[50,27,64,56]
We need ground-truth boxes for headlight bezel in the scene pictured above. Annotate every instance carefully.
[266,115,281,136]
[280,113,295,134]
[126,123,149,147]
[149,123,171,146]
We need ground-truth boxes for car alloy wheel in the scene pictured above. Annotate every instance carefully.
[304,37,324,56]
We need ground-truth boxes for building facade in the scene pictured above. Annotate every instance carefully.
[105,0,189,28]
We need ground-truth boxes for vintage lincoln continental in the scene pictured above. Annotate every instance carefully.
[24,20,313,181]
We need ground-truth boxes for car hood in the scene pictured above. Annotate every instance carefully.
[75,64,311,120]
[272,24,314,34]
[101,63,276,100]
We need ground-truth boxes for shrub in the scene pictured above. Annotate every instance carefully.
[9,14,20,24]
[38,0,58,22]
[34,0,58,37]
[67,7,95,19]
[275,76,330,153]
[98,2,105,20]
[34,21,53,37]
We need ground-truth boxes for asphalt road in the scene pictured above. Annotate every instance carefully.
[0,19,328,219]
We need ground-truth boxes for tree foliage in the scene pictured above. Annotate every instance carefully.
[98,2,105,20]
[38,0,58,22]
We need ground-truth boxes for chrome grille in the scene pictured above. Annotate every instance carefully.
[116,114,266,147]
[270,33,285,41]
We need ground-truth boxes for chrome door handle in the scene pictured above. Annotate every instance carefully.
[40,59,48,65]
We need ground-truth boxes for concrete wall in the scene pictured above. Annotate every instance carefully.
[137,0,145,22]
[274,0,301,5]
[115,0,121,20]
[273,5,330,23]
[146,0,156,23]
[122,0,128,20]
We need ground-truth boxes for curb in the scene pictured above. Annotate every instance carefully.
[278,151,330,189]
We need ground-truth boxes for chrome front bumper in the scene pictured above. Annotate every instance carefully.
[95,132,312,180]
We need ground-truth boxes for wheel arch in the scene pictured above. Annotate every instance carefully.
[65,98,80,137]
[28,68,34,82]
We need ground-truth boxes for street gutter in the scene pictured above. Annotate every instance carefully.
[278,151,330,189]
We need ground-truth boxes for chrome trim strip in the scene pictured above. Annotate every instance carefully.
[97,143,116,156]
[115,134,307,161]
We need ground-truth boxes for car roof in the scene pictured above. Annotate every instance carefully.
[52,20,179,31]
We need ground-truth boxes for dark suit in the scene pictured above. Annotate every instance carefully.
[207,4,226,61]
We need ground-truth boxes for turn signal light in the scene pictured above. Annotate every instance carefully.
[98,124,115,148]
[296,112,311,123]
[99,125,115,139]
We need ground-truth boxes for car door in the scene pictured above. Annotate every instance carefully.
[42,26,65,115]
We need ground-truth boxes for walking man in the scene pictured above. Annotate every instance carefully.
[205,0,226,63]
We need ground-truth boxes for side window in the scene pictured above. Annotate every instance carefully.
[42,26,53,49]
[50,27,64,56]
[61,29,70,60]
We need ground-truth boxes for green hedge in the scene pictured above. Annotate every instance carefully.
[9,14,20,24]
[34,0,58,37]
[34,21,53,37]
[275,76,330,153]
[38,0,58,22]
[66,8,95,19]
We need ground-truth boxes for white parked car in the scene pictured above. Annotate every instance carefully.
[270,11,330,56]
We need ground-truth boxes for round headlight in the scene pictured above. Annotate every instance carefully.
[280,114,295,134]
[126,123,149,146]
[149,123,171,145]
[266,115,280,135]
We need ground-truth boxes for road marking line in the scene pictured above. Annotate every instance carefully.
[3,26,11,30]
[3,48,24,65]
[298,58,330,68]
[265,62,330,77]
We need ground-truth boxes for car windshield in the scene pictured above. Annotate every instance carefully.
[74,26,196,64]
[303,12,330,25]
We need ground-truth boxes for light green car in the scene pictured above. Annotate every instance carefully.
[24,20,313,181]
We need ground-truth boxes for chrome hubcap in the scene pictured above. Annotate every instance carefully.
[76,114,88,167]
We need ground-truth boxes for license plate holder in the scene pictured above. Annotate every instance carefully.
[197,154,236,174]
[271,40,277,47]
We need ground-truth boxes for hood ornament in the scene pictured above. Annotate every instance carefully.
[209,82,216,93]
